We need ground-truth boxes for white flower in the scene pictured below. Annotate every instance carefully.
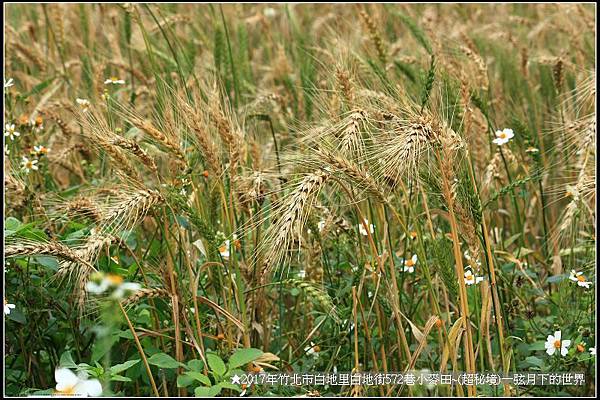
[85,273,141,299]
[112,282,142,299]
[104,76,125,85]
[76,98,91,112]
[317,220,326,232]
[21,156,39,173]
[219,240,231,259]
[569,270,592,289]
[401,254,418,273]
[590,347,596,356]
[297,269,306,279]
[4,298,16,315]
[464,270,484,286]
[54,367,102,397]
[4,78,14,88]
[526,146,539,154]
[358,219,374,236]
[4,124,20,140]
[545,330,571,356]
[263,7,277,18]
[30,116,44,132]
[492,128,514,146]
[33,145,49,156]
[304,341,320,358]
[85,280,110,295]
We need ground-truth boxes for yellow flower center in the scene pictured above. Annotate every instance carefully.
[110,77,119,82]
[219,244,227,253]
[56,385,76,395]
[554,340,561,349]
[106,274,124,285]
[577,275,586,282]
[499,132,507,139]
[406,259,415,267]
[466,274,474,282]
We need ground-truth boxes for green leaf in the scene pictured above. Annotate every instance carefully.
[525,356,544,368]
[91,334,120,363]
[147,353,185,369]
[194,385,222,397]
[186,371,211,386]
[110,374,131,382]
[228,348,263,369]
[547,274,566,284]
[110,359,140,374]
[529,341,549,351]
[19,77,56,99]
[33,256,59,271]
[59,351,77,369]
[4,217,22,233]
[187,359,205,372]
[177,374,196,388]
[206,353,227,376]
[217,381,242,392]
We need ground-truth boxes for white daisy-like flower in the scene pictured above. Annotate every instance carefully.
[401,254,418,273]
[492,128,514,146]
[317,220,326,232]
[30,116,44,132]
[358,219,374,236]
[85,279,110,295]
[464,270,484,286]
[4,78,14,88]
[112,282,142,299]
[304,341,320,358]
[219,240,231,259]
[21,156,39,173]
[54,367,102,397]
[4,298,16,315]
[85,273,141,299]
[4,123,20,140]
[569,270,592,289]
[76,98,91,112]
[545,330,571,356]
[590,347,596,356]
[104,76,126,85]
[33,145,49,157]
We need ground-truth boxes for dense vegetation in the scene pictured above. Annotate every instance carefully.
[3,3,596,397]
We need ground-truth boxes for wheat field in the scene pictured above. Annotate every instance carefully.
[2,3,597,397]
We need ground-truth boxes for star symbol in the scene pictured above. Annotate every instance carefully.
[231,374,241,384]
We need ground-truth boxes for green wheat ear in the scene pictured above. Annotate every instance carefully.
[395,11,433,55]
[420,55,436,111]
[432,236,459,299]
[283,278,340,324]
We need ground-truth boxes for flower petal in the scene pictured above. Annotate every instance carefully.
[55,368,79,391]
[76,379,102,397]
